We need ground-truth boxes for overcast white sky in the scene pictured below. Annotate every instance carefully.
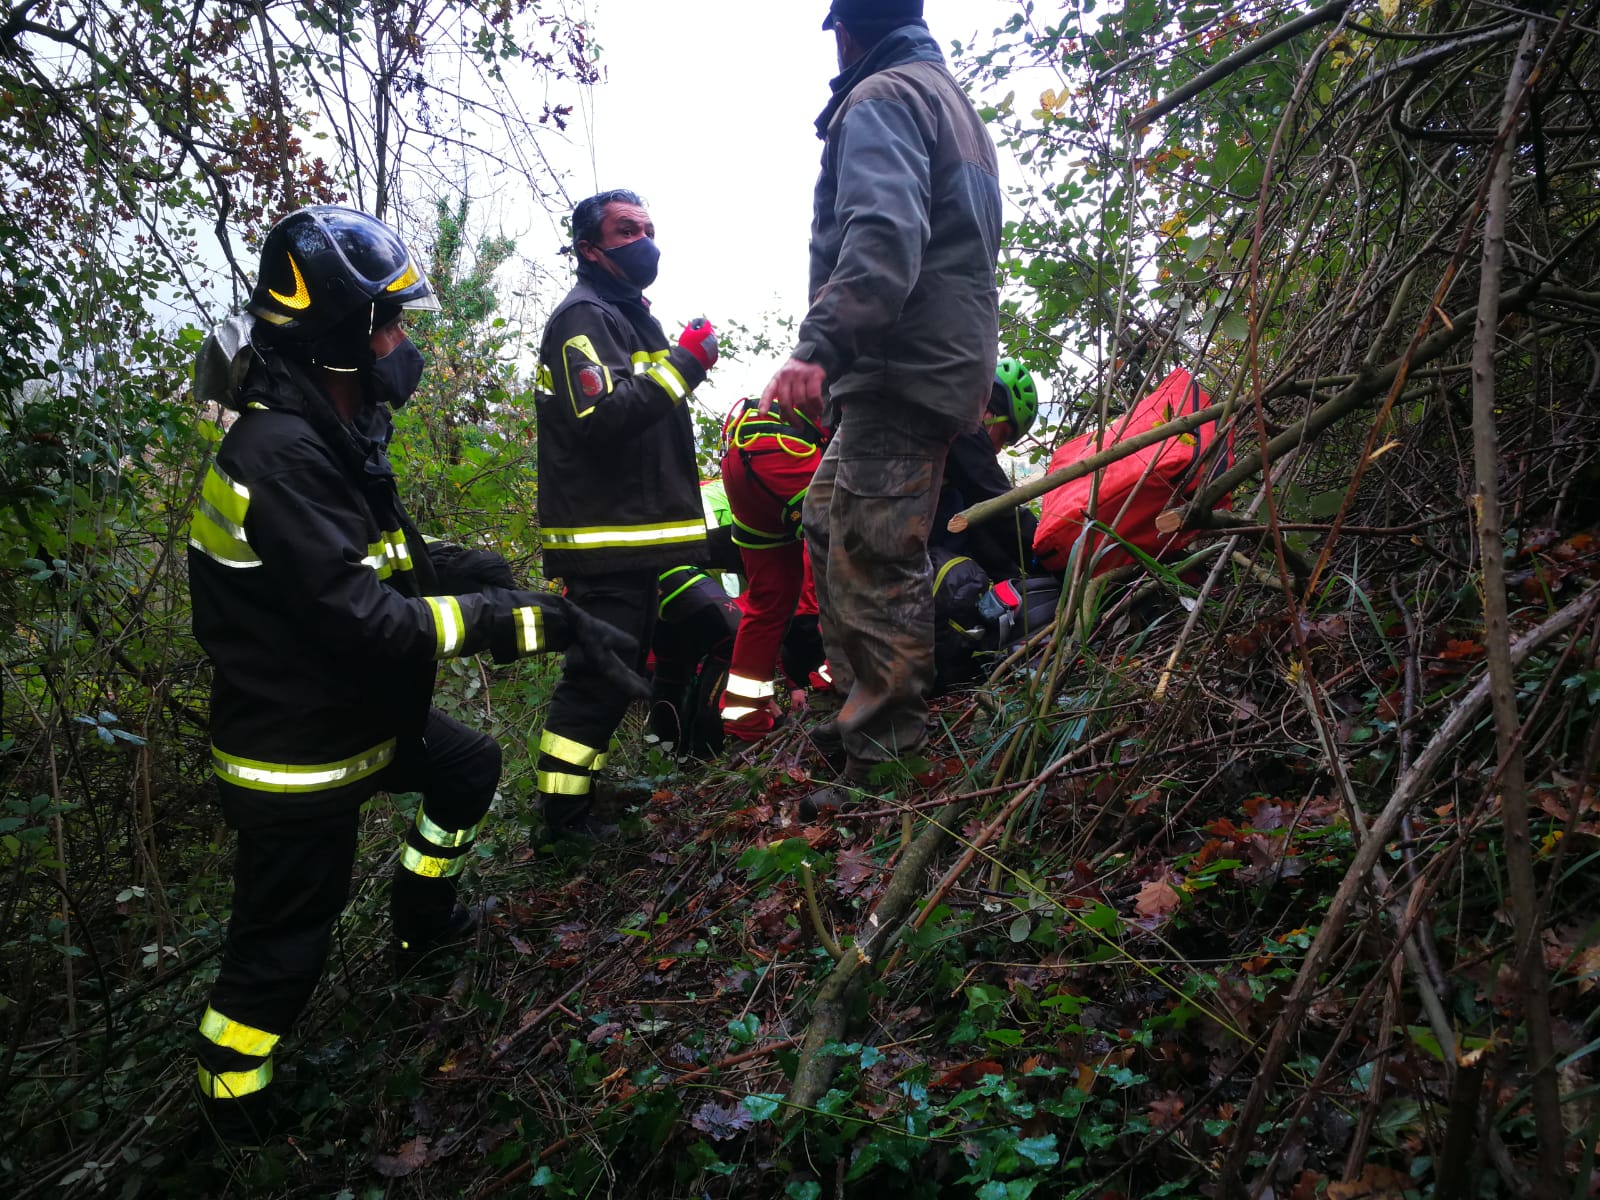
[504,0,1040,409]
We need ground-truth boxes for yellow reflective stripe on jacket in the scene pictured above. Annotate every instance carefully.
[645,360,690,403]
[198,1059,274,1100]
[190,465,261,568]
[564,334,612,418]
[400,844,467,878]
[591,751,610,771]
[932,555,973,597]
[202,463,250,524]
[424,595,466,658]
[540,520,707,552]
[514,606,544,655]
[417,809,479,850]
[362,531,412,579]
[537,769,591,796]
[659,566,709,614]
[539,730,604,768]
[630,349,671,371]
[212,738,396,793]
[199,1007,280,1058]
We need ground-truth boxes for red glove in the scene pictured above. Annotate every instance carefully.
[679,318,718,370]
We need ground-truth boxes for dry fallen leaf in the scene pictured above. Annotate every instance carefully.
[1134,878,1182,919]
[1327,1163,1411,1199]
[373,1135,433,1179]
[933,1060,1004,1090]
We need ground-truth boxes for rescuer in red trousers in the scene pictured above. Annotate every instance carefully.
[718,399,828,740]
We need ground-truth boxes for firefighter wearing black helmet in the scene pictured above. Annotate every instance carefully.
[187,205,647,1142]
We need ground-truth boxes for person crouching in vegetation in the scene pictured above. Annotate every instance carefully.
[186,206,645,1144]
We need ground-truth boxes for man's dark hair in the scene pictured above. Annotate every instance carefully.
[571,189,644,254]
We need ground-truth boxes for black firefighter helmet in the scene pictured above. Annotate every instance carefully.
[249,206,439,368]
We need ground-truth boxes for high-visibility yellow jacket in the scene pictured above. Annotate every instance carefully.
[535,268,709,579]
[188,350,556,826]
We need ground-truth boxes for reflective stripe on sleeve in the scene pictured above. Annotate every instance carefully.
[537,769,591,797]
[538,730,603,769]
[645,360,690,402]
[364,531,413,578]
[198,1059,274,1100]
[591,751,609,772]
[540,521,707,552]
[400,844,467,878]
[425,596,466,658]
[514,606,544,655]
[416,808,479,850]
[199,1007,280,1057]
[211,738,396,794]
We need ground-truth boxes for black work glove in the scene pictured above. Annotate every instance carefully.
[487,590,651,701]
[429,543,516,592]
[562,601,653,703]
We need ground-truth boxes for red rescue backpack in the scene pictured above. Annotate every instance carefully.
[1033,369,1231,575]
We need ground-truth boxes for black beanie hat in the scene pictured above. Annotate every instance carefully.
[822,0,924,32]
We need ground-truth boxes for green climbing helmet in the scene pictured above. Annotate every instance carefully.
[989,358,1039,440]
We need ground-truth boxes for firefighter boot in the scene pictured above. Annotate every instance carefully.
[392,869,486,977]
[394,902,489,979]
[199,1084,288,1149]
[798,756,876,821]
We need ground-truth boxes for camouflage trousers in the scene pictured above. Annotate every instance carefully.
[803,396,964,766]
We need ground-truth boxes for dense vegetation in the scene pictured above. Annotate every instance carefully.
[3,1,1599,1197]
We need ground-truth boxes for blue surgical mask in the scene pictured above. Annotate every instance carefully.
[602,236,661,290]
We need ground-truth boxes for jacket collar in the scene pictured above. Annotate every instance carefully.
[815,21,941,137]
[577,258,650,310]
[246,352,396,481]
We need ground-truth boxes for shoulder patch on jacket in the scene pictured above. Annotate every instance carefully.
[562,334,613,418]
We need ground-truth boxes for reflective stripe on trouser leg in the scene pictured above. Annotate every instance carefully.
[720,671,775,722]
[197,1004,278,1100]
[536,729,603,801]
[400,801,481,879]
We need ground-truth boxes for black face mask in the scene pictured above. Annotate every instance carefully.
[369,338,425,409]
[600,236,661,290]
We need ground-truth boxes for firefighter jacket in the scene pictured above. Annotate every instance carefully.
[536,264,709,579]
[188,349,554,826]
[797,23,1002,428]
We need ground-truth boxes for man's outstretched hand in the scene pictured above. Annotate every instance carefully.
[760,357,826,425]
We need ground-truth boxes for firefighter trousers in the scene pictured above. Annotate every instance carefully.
[535,570,657,822]
[196,710,500,1105]
[803,396,962,765]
